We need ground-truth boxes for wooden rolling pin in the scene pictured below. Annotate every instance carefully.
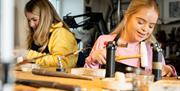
[16,78,81,91]
[32,68,94,80]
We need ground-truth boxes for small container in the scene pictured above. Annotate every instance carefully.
[134,75,154,91]
[20,63,40,72]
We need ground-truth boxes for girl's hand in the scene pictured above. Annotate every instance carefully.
[162,65,173,77]
[86,49,106,65]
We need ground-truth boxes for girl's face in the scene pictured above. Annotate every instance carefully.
[26,12,40,31]
[125,7,158,42]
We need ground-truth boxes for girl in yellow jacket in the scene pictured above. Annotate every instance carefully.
[23,0,78,68]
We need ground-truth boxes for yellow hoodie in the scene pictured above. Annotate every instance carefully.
[26,22,78,68]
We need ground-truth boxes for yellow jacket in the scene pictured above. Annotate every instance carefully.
[26,22,78,68]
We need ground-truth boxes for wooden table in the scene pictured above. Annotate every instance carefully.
[14,69,105,91]
[14,67,180,91]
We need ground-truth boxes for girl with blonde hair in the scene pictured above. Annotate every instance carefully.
[84,0,176,77]
[23,0,78,68]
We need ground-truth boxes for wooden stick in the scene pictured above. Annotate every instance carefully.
[32,68,94,80]
[16,47,91,66]
[16,78,81,91]
[115,55,141,61]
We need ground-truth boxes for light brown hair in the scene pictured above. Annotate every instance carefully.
[25,0,70,52]
[111,0,160,42]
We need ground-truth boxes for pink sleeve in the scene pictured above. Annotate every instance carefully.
[167,65,177,76]
[84,35,115,68]
[84,35,105,68]
[146,44,177,76]
[160,50,177,76]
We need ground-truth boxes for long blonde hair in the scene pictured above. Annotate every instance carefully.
[111,0,160,43]
[25,0,70,52]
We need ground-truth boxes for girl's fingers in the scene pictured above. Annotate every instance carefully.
[162,65,173,77]
[98,54,106,64]
[166,72,171,77]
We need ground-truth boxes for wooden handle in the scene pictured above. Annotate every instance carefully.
[115,55,141,61]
